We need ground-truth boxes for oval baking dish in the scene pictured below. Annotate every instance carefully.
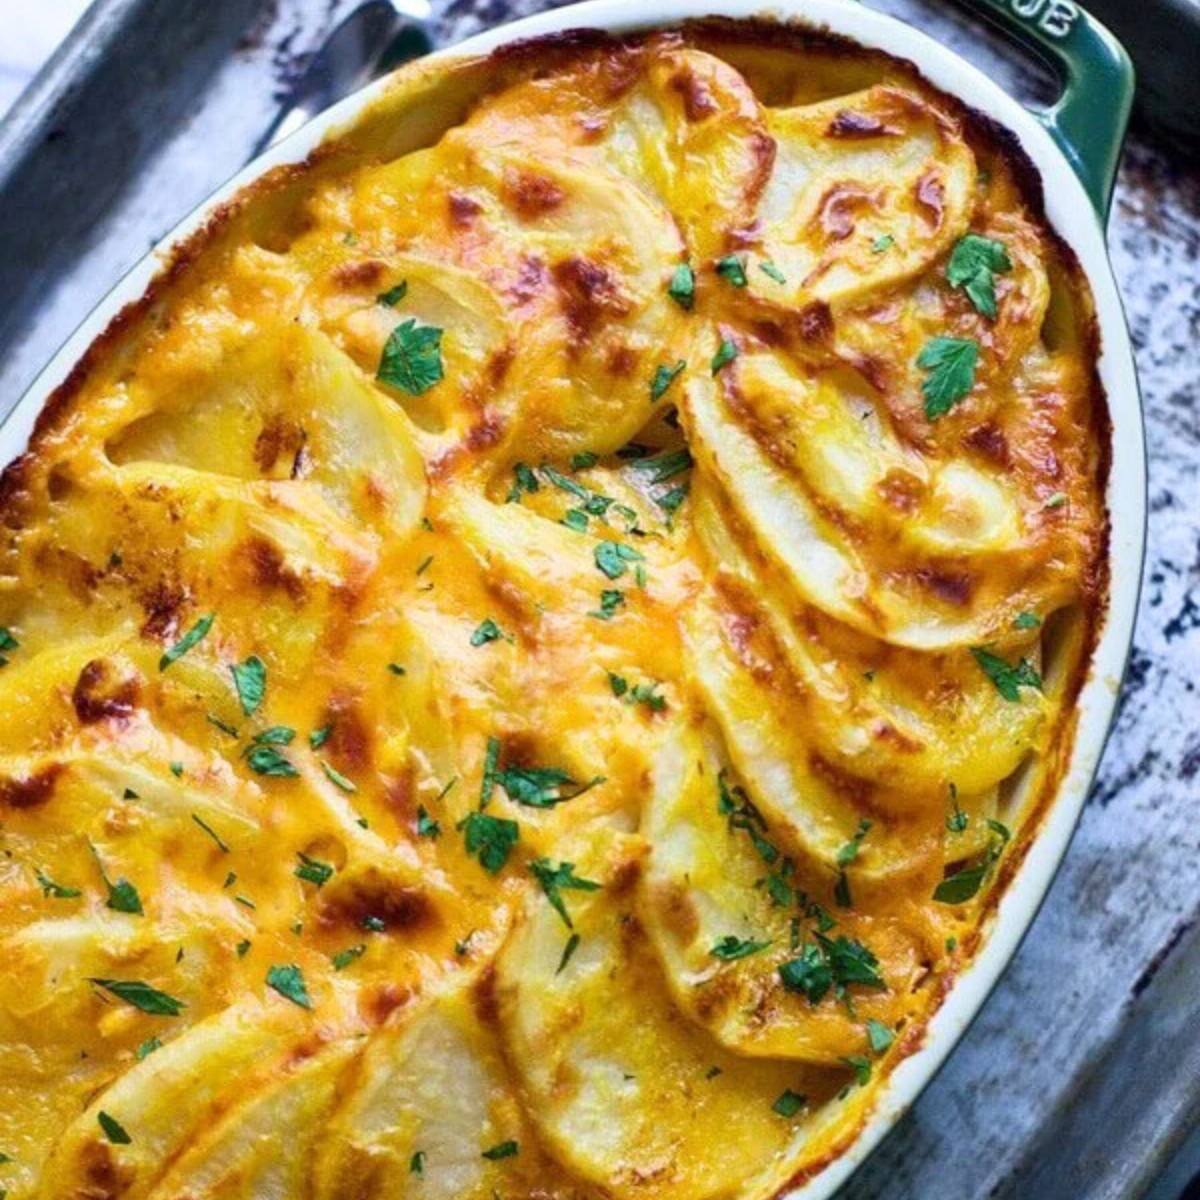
[0,2,1144,1197]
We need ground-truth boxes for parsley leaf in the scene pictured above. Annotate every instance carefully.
[871,233,895,253]
[866,1018,895,1053]
[496,763,598,809]
[470,618,504,646]
[711,338,738,374]
[89,978,185,1016]
[715,254,748,287]
[918,336,978,420]
[377,318,443,396]
[528,858,601,928]
[135,1036,162,1060]
[655,483,689,516]
[778,944,833,1004]
[505,462,539,503]
[230,655,266,716]
[818,933,886,990]
[759,260,787,284]
[1013,611,1042,630]
[481,1140,519,1161]
[105,878,143,915]
[332,944,366,971]
[159,614,214,671]
[98,1111,132,1145]
[459,811,519,873]
[772,1089,807,1118]
[410,1150,426,1176]
[842,1054,872,1086]
[377,281,408,307]
[0,625,18,667]
[480,736,501,807]
[650,360,686,401]
[971,647,1043,702]
[253,726,295,746]
[36,870,81,899]
[594,540,644,580]
[562,508,589,532]
[416,805,441,839]
[571,451,598,470]
[589,589,625,621]
[946,233,1012,319]
[557,932,581,974]
[191,813,230,853]
[934,819,1010,904]
[295,853,334,888]
[629,447,692,485]
[265,964,312,1009]
[309,725,331,749]
[667,263,695,310]
[321,761,357,793]
[711,935,772,961]
[245,745,299,778]
[836,819,872,867]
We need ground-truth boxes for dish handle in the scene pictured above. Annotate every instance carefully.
[952,0,1134,221]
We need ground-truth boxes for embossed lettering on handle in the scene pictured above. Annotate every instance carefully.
[956,0,1134,219]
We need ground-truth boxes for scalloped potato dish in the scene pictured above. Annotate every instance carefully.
[0,19,1109,1199]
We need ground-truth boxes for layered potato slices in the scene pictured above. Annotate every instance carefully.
[0,21,1107,1200]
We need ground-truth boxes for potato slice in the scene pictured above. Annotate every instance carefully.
[108,323,426,539]
[640,723,927,1063]
[495,830,836,1200]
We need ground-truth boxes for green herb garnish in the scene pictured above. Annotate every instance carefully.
[528,858,601,929]
[89,978,184,1016]
[918,336,978,420]
[159,614,214,671]
[230,655,266,716]
[946,233,1012,319]
[971,647,1042,702]
[265,964,312,1009]
[377,319,443,396]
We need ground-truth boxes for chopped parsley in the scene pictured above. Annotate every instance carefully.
[97,1111,132,1145]
[332,944,366,971]
[245,745,299,778]
[253,726,295,746]
[772,1089,807,1118]
[104,877,143,915]
[410,1150,426,1176]
[376,318,443,396]
[481,1140,519,1161]
[459,811,519,874]
[562,508,589,532]
[918,336,979,419]
[842,1054,872,1086]
[710,935,771,961]
[594,540,644,580]
[971,647,1043,701]
[265,963,312,1009]
[309,725,331,749]
[416,806,441,839]
[321,761,357,793]
[36,870,80,899]
[557,932,581,974]
[629,447,692,485]
[571,451,598,470]
[0,626,18,667]
[589,589,625,621]
[295,853,334,887]
[667,262,695,310]
[528,858,601,928]
[377,281,408,307]
[230,655,266,716]
[89,978,185,1016]
[866,1018,895,1053]
[655,483,689,516]
[480,736,502,807]
[135,1036,162,1060]
[836,819,872,867]
[470,618,504,646]
[715,254,748,287]
[934,818,1011,904]
[191,813,230,853]
[946,233,1012,319]
[650,360,686,401]
[871,233,895,253]
[711,338,738,374]
[778,944,833,1004]
[495,762,601,809]
[779,934,885,1002]
[759,260,787,284]
[506,462,539,503]
[159,614,214,671]
[1013,611,1042,630]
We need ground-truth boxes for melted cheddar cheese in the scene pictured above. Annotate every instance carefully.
[0,21,1107,1200]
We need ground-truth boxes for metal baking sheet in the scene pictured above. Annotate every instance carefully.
[0,2,1196,1196]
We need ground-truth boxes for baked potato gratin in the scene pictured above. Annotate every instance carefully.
[0,19,1108,1200]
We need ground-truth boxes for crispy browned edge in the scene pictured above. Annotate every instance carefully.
[0,14,1112,1191]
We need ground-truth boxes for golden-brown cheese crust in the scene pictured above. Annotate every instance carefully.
[0,20,1107,1200]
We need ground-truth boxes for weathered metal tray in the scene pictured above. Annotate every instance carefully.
[0,1,1197,1196]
